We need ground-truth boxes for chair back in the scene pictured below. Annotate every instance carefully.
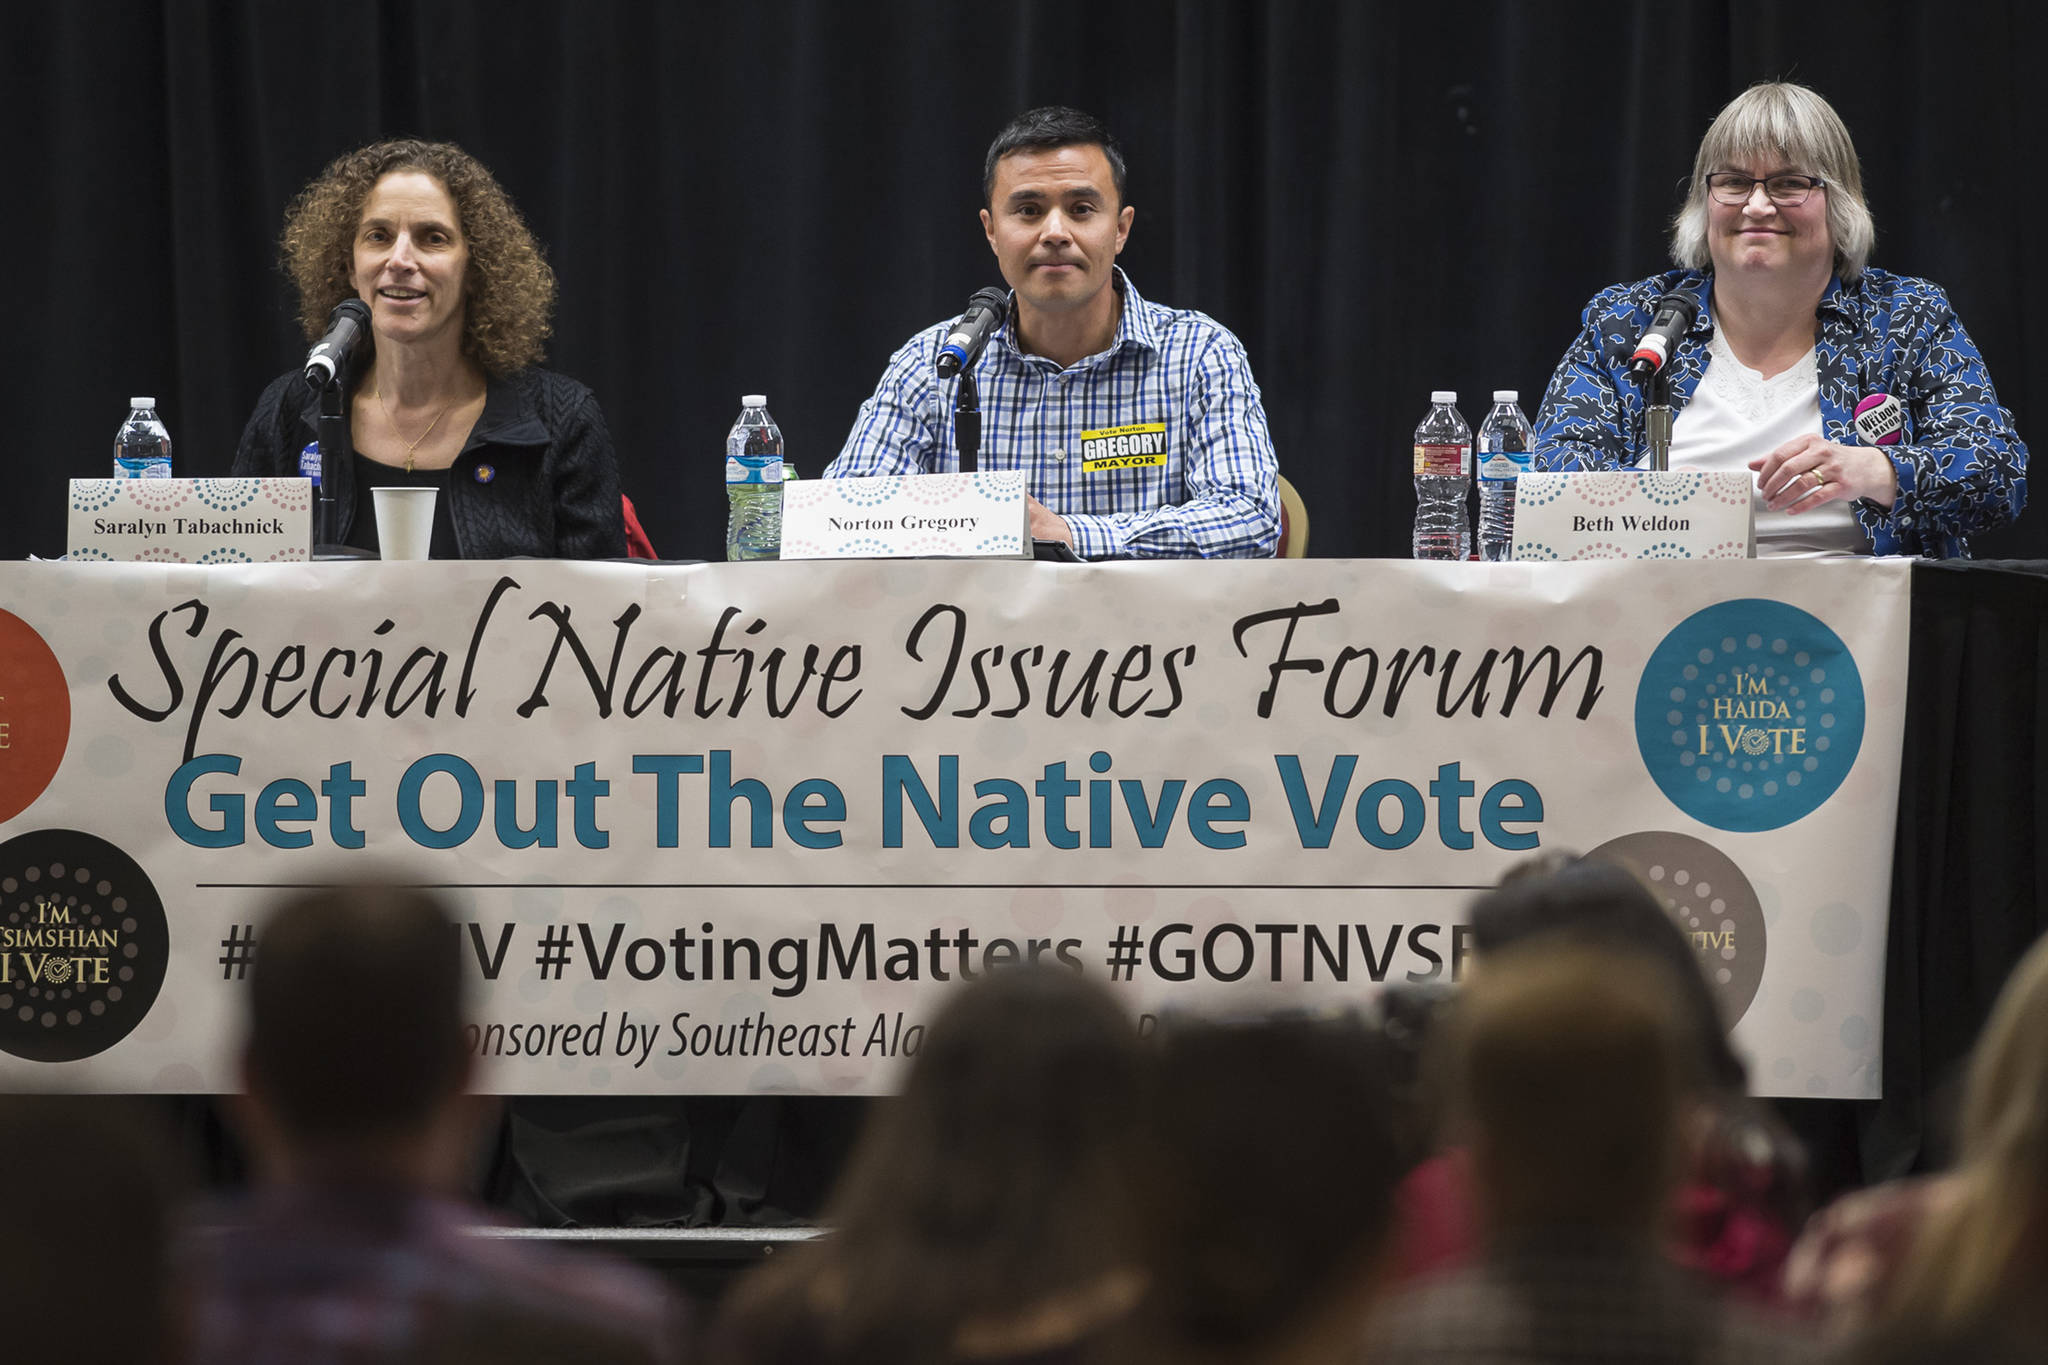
[1277,474,1309,558]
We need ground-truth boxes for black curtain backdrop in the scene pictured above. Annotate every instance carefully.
[6,0,2044,563]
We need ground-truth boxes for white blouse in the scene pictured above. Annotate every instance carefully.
[1668,326,1870,558]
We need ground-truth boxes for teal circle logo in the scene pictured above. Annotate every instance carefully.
[1634,599,1864,832]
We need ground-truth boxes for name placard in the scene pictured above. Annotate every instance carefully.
[781,471,1029,559]
[68,479,313,563]
[1512,471,1753,560]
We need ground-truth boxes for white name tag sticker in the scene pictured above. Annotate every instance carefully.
[67,479,313,562]
[1512,471,1754,559]
[781,472,1029,559]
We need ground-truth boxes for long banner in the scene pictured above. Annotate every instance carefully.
[0,558,1909,1097]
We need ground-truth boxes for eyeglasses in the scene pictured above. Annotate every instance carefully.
[1706,173,1827,207]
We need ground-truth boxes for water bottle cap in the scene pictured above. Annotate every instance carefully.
[130,397,155,408]
[1430,390,1456,404]
[1493,390,1518,402]
[741,394,767,407]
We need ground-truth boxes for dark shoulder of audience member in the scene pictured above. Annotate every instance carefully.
[1126,1010,1406,1365]
[0,1094,184,1364]
[711,964,1146,1365]
[244,880,467,1144]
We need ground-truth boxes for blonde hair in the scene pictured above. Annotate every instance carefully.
[1669,82,1876,283]
[1886,933,2048,1328]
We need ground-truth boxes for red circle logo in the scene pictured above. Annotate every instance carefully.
[0,611,70,825]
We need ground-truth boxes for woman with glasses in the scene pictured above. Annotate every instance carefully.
[1534,82,2026,556]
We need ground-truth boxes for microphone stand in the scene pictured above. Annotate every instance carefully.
[1641,367,1675,473]
[953,367,981,474]
[312,375,372,559]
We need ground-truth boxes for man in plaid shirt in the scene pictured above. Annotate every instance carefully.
[828,106,1280,559]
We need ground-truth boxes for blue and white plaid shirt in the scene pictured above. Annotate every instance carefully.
[826,270,1281,558]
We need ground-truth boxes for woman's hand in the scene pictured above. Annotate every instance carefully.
[1749,435,1899,513]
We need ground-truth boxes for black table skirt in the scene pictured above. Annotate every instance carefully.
[1861,560,2048,1178]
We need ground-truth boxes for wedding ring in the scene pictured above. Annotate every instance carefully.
[1808,469,1826,489]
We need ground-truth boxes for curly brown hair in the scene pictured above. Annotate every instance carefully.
[280,139,555,375]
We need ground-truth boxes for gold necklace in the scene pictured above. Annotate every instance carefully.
[375,384,455,474]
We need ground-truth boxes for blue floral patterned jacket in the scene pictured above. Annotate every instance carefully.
[1532,267,2027,557]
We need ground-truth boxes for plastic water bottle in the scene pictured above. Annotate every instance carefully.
[1412,391,1471,560]
[725,394,784,561]
[1477,390,1534,562]
[113,398,173,479]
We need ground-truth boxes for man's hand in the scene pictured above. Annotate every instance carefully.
[1749,436,1898,514]
[1027,496,1074,546]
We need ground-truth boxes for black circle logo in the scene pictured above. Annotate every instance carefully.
[1584,830,1766,1027]
[0,830,169,1063]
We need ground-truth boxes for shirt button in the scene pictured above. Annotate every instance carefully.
[1052,449,1067,461]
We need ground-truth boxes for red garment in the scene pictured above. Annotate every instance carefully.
[1392,1147,1479,1280]
[623,494,658,559]
[1670,1180,1796,1299]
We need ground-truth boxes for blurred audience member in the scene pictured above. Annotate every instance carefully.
[1125,1011,1406,1365]
[0,1094,183,1364]
[1779,1175,1952,1341]
[1392,859,1808,1299]
[711,965,1146,1365]
[1792,930,2048,1345]
[182,883,686,1364]
[1367,944,1816,1364]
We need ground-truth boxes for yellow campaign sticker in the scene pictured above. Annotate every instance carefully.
[1080,422,1167,472]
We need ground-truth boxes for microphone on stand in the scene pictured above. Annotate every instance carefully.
[301,298,371,555]
[935,288,1011,379]
[1628,292,1698,473]
[304,299,372,390]
[1626,292,1701,384]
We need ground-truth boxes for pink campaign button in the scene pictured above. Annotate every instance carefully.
[1852,392,1904,446]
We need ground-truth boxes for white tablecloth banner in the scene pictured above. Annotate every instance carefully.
[0,558,1909,1097]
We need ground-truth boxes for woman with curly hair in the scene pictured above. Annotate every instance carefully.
[234,139,624,558]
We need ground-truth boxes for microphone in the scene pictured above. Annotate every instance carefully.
[935,288,1011,379]
[303,299,372,390]
[1626,291,1701,383]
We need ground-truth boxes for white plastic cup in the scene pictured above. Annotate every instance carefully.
[372,487,437,561]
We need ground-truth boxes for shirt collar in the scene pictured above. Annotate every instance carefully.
[996,267,1157,370]
[1677,271,1717,338]
[466,371,549,449]
[1816,272,1857,321]
[1112,268,1160,356]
